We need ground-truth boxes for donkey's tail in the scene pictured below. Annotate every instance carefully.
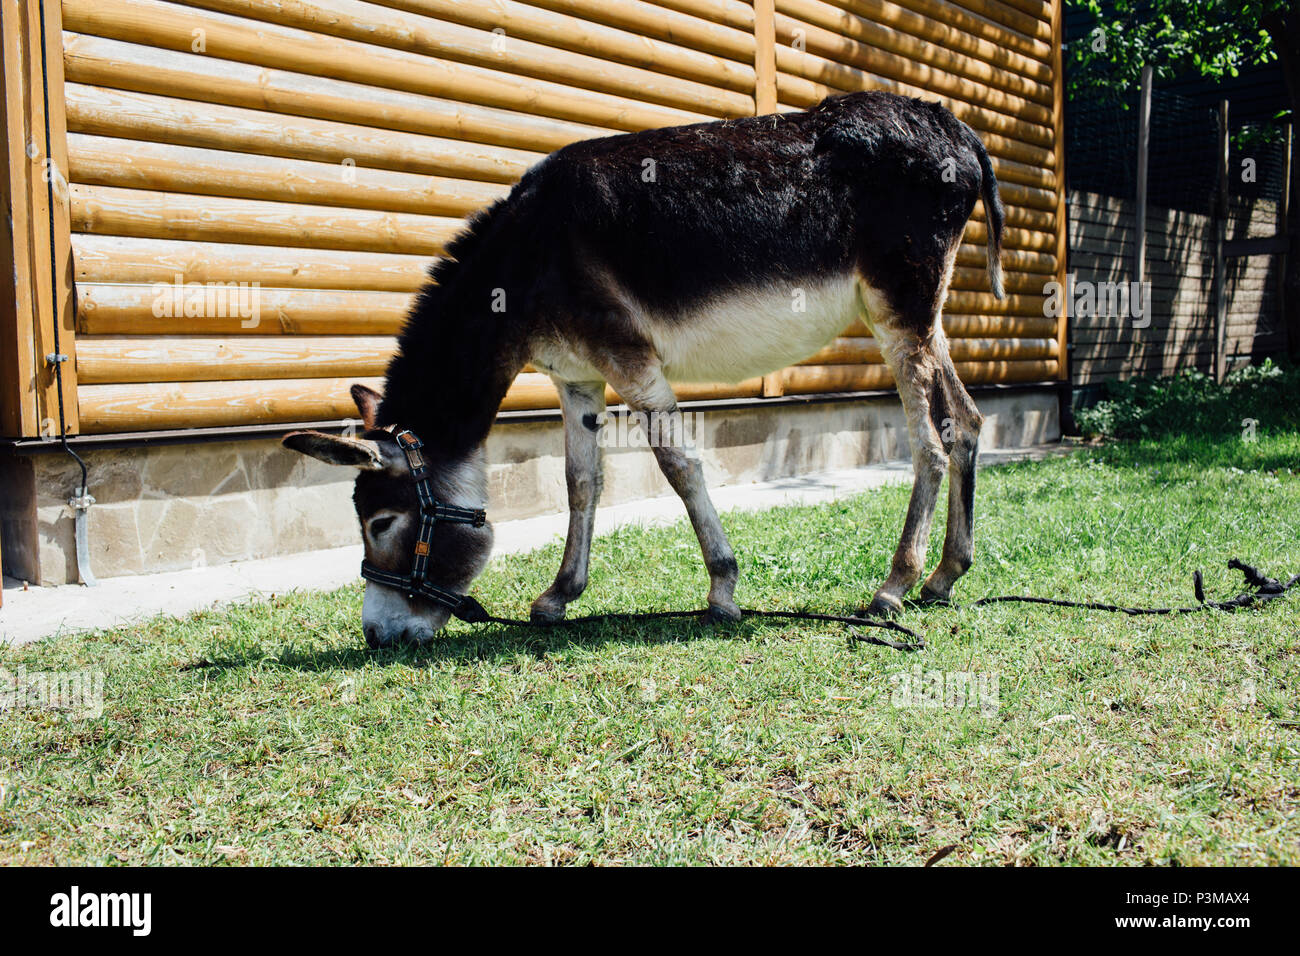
[964,125,1005,300]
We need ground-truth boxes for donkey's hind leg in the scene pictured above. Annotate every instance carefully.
[863,324,951,618]
[920,351,984,603]
[601,361,741,623]
[531,379,607,623]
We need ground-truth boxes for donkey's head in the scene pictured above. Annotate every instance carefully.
[282,385,494,648]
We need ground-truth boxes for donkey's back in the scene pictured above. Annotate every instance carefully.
[511,91,1003,388]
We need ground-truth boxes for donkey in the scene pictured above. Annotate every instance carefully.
[283,91,1004,647]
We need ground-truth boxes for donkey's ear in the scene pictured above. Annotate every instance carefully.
[282,430,386,470]
[350,383,383,430]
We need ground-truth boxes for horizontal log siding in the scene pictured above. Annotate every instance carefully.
[773,0,1064,386]
[62,0,1065,432]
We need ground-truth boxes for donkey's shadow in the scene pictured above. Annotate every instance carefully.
[187,613,832,676]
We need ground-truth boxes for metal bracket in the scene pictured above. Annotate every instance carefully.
[68,487,98,587]
[45,352,68,365]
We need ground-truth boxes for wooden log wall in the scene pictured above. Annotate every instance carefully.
[1,0,1068,434]
[770,0,1066,395]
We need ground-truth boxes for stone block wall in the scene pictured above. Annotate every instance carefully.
[4,389,1060,586]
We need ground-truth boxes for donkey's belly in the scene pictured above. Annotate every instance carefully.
[649,275,858,384]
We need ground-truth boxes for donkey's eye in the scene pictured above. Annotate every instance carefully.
[368,515,397,537]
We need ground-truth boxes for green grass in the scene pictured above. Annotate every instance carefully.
[2,391,1298,865]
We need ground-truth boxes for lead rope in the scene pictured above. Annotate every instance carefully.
[965,558,1299,616]
[447,557,1298,654]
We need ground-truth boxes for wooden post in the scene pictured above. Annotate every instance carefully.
[753,0,776,115]
[1134,66,1152,296]
[37,0,78,434]
[754,0,784,398]
[1214,99,1229,382]
[1,0,41,437]
[1050,0,1069,389]
[1280,121,1293,358]
[0,0,77,437]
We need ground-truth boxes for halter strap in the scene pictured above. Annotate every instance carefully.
[359,428,486,619]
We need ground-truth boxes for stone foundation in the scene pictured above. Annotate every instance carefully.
[3,389,1060,585]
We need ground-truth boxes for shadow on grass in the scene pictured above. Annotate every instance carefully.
[186,610,870,675]
[184,555,1300,677]
[186,365,1300,678]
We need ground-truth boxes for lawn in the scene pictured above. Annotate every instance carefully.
[2,368,1298,865]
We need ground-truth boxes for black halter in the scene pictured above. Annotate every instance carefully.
[359,428,491,621]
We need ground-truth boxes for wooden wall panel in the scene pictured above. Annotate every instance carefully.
[61,33,613,153]
[41,0,1067,433]
[2,0,78,436]
[772,0,1064,381]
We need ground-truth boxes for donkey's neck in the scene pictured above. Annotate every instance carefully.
[377,292,529,463]
[427,442,490,509]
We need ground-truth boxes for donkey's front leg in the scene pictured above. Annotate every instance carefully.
[606,364,740,623]
[531,380,606,623]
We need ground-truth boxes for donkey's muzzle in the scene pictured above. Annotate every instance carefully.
[363,614,446,649]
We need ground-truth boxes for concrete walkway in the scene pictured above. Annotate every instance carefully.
[1,445,1065,646]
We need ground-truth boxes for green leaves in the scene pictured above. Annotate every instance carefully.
[1075,361,1297,443]
[1066,0,1284,101]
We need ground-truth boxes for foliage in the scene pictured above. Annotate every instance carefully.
[1066,0,1284,104]
[1074,360,1300,440]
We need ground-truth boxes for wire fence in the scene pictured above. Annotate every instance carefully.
[1065,85,1291,388]
[1229,120,1289,204]
[1067,90,1217,214]
[1067,88,1290,212]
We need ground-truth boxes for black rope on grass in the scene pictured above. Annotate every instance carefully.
[447,558,1298,655]
[958,558,1299,616]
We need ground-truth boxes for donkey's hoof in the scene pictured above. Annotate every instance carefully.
[859,593,903,619]
[529,600,566,624]
[916,586,952,607]
[704,601,742,625]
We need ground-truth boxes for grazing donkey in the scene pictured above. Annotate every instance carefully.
[284,91,1004,647]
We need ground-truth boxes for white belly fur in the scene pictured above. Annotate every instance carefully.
[531,274,880,385]
[650,275,859,383]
